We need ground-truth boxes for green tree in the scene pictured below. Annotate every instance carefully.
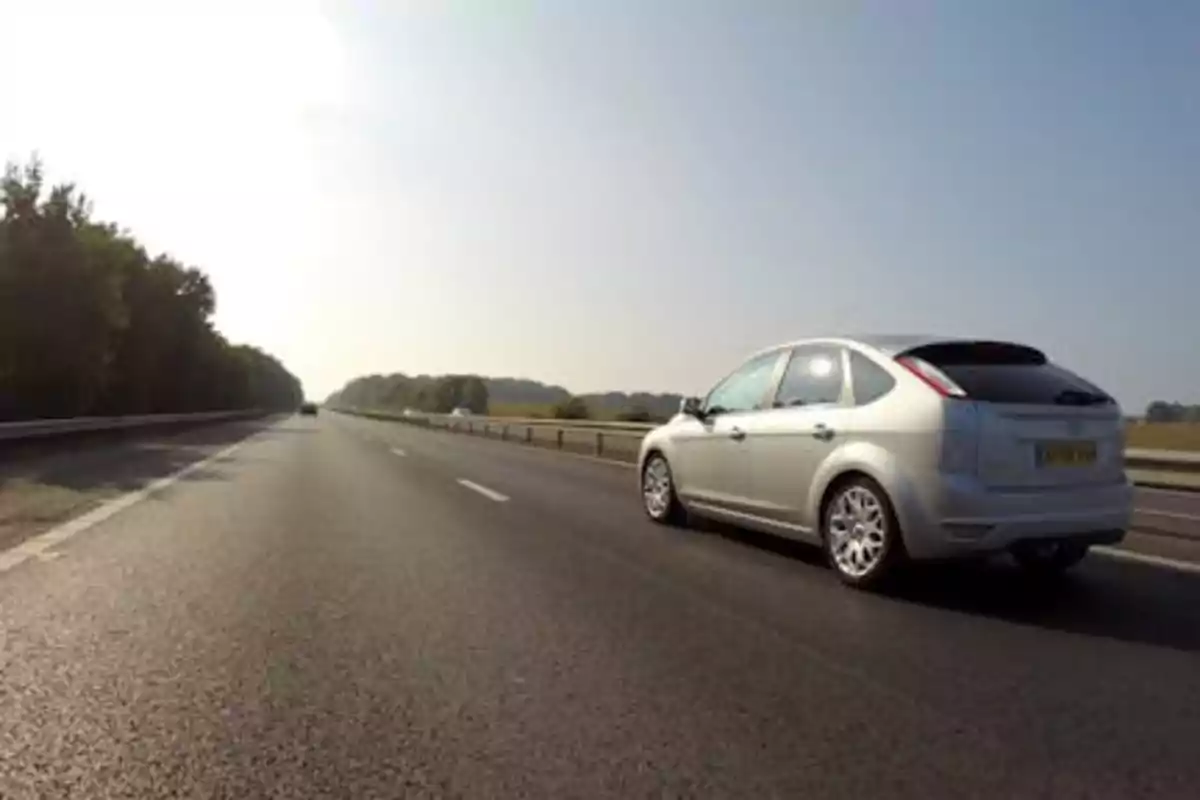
[0,156,303,420]
[432,375,464,413]
[460,376,489,414]
[423,374,489,414]
[1145,401,1200,423]
[616,405,653,423]
[1,160,123,418]
[553,396,590,420]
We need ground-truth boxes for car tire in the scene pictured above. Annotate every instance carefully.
[641,453,688,526]
[1011,541,1089,577]
[821,476,905,590]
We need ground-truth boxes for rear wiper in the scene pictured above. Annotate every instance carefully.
[1053,389,1111,406]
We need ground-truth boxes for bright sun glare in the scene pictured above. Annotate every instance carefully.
[0,0,350,363]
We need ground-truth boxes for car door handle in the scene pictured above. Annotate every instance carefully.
[729,427,746,441]
[812,423,835,441]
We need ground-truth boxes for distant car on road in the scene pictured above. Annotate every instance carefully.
[449,407,472,417]
[638,334,1132,589]
[299,402,319,416]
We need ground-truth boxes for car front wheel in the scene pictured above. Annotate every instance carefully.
[641,453,687,525]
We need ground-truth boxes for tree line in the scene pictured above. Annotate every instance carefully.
[1145,401,1200,423]
[328,371,667,422]
[549,395,657,421]
[328,373,490,415]
[0,158,302,421]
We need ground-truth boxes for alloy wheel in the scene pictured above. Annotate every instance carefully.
[642,456,673,520]
[827,484,889,579]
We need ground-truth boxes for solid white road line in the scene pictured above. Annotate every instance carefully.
[0,440,247,574]
[1135,508,1200,522]
[1136,486,1200,499]
[391,447,407,457]
[1094,546,1200,575]
[457,479,509,503]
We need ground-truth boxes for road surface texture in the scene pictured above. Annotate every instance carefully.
[0,417,279,553]
[1,414,1198,799]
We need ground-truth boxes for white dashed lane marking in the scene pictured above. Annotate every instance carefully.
[457,479,509,503]
[1136,508,1200,522]
[1095,546,1200,575]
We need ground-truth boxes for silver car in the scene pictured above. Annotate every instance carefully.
[638,335,1133,588]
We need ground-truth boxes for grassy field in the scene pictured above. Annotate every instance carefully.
[1125,422,1200,452]
[487,403,557,419]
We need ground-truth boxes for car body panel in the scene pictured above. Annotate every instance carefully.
[736,405,846,530]
[669,411,755,511]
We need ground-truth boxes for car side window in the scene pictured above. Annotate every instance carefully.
[704,352,780,415]
[774,346,845,408]
[849,351,896,406]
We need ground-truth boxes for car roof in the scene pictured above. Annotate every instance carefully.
[838,333,960,356]
[748,333,1035,360]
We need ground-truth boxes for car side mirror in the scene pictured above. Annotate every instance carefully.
[680,396,703,418]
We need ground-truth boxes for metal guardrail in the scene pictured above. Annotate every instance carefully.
[344,409,656,432]
[337,408,649,460]
[1125,447,1200,468]
[0,410,265,443]
[469,417,658,431]
[335,408,1200,487]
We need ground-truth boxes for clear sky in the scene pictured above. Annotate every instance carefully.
[1,0,1196,411]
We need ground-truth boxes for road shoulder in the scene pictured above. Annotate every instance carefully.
[0,417,285,555]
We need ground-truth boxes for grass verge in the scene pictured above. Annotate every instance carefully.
[1126,422,1200,452]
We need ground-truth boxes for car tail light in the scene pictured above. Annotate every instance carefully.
[896,355,967,399]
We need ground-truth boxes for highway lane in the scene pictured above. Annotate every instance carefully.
[357,414,1200,552]
[1138,486,1200,515]
[1,416,1198,798]
[1132,486,1200,541]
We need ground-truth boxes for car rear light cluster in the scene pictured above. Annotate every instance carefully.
[896,356,967,399]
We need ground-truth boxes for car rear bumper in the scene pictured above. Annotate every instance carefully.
[899,474,1134,560]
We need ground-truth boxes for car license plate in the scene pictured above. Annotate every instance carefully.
[1036,440,1097,468]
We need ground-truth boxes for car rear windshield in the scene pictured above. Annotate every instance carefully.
[903,342,1114,406]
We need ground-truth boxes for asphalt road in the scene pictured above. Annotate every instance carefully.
[0,418,282,553]
[1132,484,1200,541]
[1,414,1198,798]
